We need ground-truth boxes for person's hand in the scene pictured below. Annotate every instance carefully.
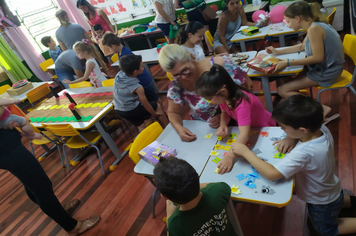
[62,79,71,84]
[273,60,288,73]
[217,151,236,174]
[208,114,221,128]
[231,142,249,157]
[273,136,296,154]
[13,99,21,104]
[266,46,279,55]
[4,121,25,136]
[216,125,228,137]
[177,126,197,142]
[244,77,254,92]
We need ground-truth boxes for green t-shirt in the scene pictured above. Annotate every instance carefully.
[168,182,237,236]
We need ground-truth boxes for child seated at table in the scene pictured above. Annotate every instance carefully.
[62,39,108,87]
[154,156,238,236]
[195,64,275,174]
[101,32,161,105]
[266,1,343,119]
[114,55,168,132]
[41,36,62,62]
[230,95,356,236]
[0,98,42,140]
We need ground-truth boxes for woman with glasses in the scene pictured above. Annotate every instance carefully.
[158,44,252,142]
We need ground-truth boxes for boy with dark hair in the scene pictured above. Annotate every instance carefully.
[114,55,168,131]
[154,156,238,236]
[102,32,161,105]
[92,24,112,58]
[41,36,62,62]
[231,95,356,236]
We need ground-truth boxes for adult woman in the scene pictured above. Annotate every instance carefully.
[213,0,254,54]
[77,0,114,35]
[158,44,252,142]
[1,122,100,235]
[55,9,91,51]
[174,0,213,55]
[153,0,177,44]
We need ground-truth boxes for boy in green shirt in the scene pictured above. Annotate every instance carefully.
[154,156,237,236]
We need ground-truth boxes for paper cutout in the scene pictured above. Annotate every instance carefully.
[58,116,69,122]
[261,185,276,195]
[214,144,222,150]
[204,133,213,139]
[231,185,242,195]
[252,148,262,155]
[217,136,225,141]
[236,174,247,181]
[49,105,58,110]
[222,146,231,151]
[210,151,220,156]
[270,137,281,141]
[63,104,69,109]
[214,167,219,173]
[44,116,54,122]
[274,152,285,159]
[226,139,236,145]
[56,105,64,109]
[244,179,257,189]
[37,106,45,111]
[83,103,93,108]
[76,103,85,108]
[37,117,47,122]
[212,157,221,163]
[260,131,269,137]
[51,117,62,122]
[223,152,229,157]
[99,102,109,107]
[229,133,237,139]
[91,102,101,108]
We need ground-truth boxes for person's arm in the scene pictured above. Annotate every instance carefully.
[174,0,181,9]
[97,9,115,32]
[266,43,304,55]
[135,87,158,117]
[239,6,255,26]
[217,14,230,52]
[216,110,230,137]
[63,61,95,84]
[0,98,21,106]
[154,2,176,26]
[58,42,67,51]
[231,143,284,180]
[73,69,84,78]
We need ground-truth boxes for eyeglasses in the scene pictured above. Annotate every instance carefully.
[172,66,191,80]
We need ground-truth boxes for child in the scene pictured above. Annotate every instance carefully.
[266,1,344,118]
[0,98,42,140]
[62,39,108,87]
[41,36,62,62]
[101,32,161,104]
[114,55,168,132]
[195,64,275,174]
[230,95,356,236]
[154,156,238,236]
[92,24,113,58]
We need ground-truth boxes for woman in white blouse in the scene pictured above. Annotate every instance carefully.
[153,0,177,43]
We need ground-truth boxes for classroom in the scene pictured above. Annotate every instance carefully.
[0,0,355,235]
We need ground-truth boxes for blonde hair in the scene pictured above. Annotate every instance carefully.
[158,44,191,72]
[73,40,108,72]
[55,9,71,27]
[284,1,327,24]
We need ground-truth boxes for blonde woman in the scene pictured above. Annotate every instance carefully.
[55,9,91,51]
[158,44,252,142]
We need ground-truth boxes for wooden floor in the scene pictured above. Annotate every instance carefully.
[1,37,356,236]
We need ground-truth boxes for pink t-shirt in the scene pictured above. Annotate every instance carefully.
[0,107,10,120]
[219,91,276,127]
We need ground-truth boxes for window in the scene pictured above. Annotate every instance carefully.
[6,0,59,53]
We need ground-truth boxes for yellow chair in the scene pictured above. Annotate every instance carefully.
[129,122,163,218]
[68,81,93,88]
[111,53,119,63]
[327,7,336,25]
[42,124,105,175]
[39,58,57,79]
[205,30,214,47]
[0,84,10,95]
[102,78,114,87]
[317,34,356,101]
[26,83,51,112]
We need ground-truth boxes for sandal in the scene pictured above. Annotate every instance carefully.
[63,199,80,216]
[323,113,340,125]
[68,215,101,236]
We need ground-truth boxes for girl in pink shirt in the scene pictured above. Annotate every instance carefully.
[195,64,275,174]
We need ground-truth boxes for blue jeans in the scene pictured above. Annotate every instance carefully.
[55,68,76,89]
[307,190,344,236]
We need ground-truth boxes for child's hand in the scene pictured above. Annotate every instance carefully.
[231,142,249,156]
[62,79,71,84]
[266,46,279,55]
[177,126,197,142]
[216,125,228,137]
[273,136,296,154]
[208,114,220,128]
[217,151,236,174]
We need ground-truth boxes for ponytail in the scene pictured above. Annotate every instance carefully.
[73,39,109,73]
[176,21,204,45]
[55,9,71,27]
[284,1,328,24]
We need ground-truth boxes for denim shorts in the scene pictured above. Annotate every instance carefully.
[307,190,344,236]
[157,20,177,37]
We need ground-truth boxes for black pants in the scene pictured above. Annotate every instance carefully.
[0,140,77,231]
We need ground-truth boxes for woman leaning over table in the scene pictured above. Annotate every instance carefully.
[213,0,255,54]
[158,44,253,142]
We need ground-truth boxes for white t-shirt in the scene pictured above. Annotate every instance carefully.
[86,58,107,87]
[274,125,342,205]
[181,45,205,61]
[154,0,176,24]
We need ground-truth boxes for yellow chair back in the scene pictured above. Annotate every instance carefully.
[167,72,174,81]
[205,30,213,47]
[129,122,163,164]
[0,84,10,95]
[39,58,54,72]
[69,81,93,88]
[31,123,42,133]
[42,124,80,137]
[111,53,119,63]
[102,78,114,87]
[26,83,50,105]
[327,7,336,25]
[343,34,356,66]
